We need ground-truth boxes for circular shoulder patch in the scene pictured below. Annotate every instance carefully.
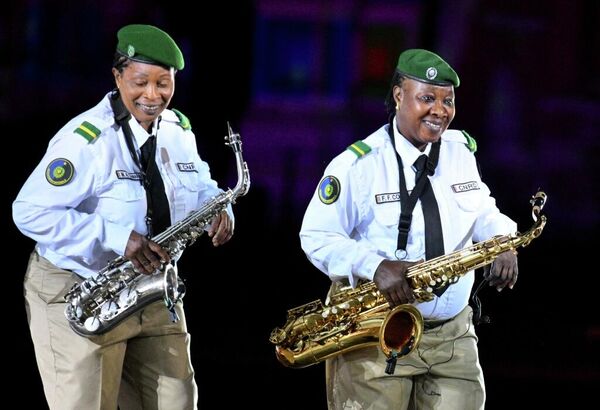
[45,158,74,186]
[318,175,341,204]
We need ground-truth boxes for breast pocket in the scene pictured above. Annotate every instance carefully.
[370,202,401,248]
[453,190,483,212]
[373,203,400,227]
[103,180,146,201]
[97,180,146,223]
[448,187,484,242]
[171,171,201,218]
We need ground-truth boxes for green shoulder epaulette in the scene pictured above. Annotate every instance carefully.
[346,140,372,158]
[171,108,192,131]
[73,121,102,143]
[461,130,477,153]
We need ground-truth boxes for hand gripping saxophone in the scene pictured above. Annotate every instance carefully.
[64,124,250,337]
[270,191,547,373]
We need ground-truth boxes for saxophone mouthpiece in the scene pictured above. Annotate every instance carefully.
[225,122,236,144]
[224,122,243,154]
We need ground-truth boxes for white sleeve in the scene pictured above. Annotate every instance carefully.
[12,134,132,259]
[472,181,517,241]
[299,158,384,286]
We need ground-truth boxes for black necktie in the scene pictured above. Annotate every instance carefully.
[414,154,447,296]
[140,136,171,237]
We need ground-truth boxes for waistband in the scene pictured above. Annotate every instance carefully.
[31,250,76,275]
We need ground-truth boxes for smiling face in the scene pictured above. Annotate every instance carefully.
[112,61,175,130]
[394,77,456,151]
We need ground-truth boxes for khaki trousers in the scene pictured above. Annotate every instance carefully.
[24,251,198,410]
[326,305,485,410]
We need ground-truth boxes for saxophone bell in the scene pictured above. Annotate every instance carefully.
[163,263,185,322]
[269,294,424,373]
[379,304,423,375]
[379,304,423,358]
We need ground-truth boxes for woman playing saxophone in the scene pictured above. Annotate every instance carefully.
[12,24,234,410]
[299,49,518,410]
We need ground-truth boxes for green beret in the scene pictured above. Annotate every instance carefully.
[396,49,459,87]
[117,24,184,70]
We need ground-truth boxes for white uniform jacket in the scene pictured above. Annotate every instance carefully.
[13,93,233,278]
[300,121,516,320]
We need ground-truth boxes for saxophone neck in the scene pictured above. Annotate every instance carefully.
[530,190,547,222]
[506,190,547,249]
[514,214,547,248]
[233,160,250,198]
[226,123,251,199]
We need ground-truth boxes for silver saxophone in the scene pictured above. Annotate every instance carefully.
[64,123,250,337]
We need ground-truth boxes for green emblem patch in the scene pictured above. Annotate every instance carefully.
[318,175,341,204]
[45,158,74,186]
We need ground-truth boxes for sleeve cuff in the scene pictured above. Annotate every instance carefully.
[104,221,133,255]
[487,216,517,238]
[357,253,386,283]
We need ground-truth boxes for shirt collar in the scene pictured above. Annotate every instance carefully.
[128,116,160,149]
[392,116,432,169]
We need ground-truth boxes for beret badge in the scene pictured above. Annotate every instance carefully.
[426,67,438,80]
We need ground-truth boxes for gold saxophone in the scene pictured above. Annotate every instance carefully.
[270,191,547,371]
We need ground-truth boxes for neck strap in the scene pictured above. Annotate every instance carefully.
[110,90,157,237]
[109,90,144,173]
[387,116,441,259]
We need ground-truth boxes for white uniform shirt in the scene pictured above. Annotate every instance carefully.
[300,119,516,320]
[13,93,233,278]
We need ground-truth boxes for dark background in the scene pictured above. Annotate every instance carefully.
[3,1,598,408]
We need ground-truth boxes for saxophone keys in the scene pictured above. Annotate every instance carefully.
[119,288,137,307]
[84,316,101,333]
[68,305,83,320]
[100,300,119,316]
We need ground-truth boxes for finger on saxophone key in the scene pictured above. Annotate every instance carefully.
[148,240,170,264]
